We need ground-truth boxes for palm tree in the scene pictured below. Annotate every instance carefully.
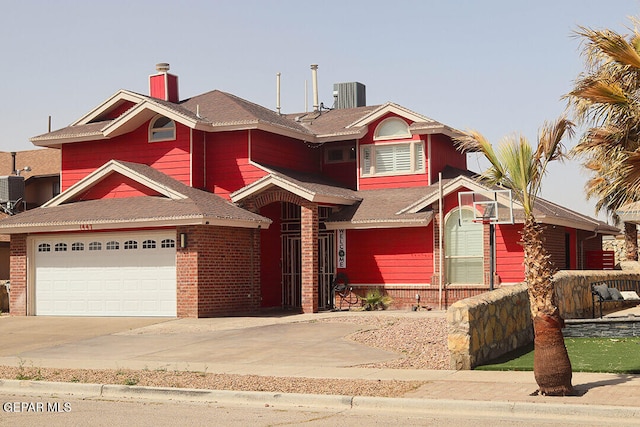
[456,117,575,396]
[565,22,640,260]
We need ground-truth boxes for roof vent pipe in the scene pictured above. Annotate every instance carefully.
[310,64,319,112]
[276,72,281,115]
[156,63,170,72]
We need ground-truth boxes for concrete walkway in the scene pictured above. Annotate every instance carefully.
[0,310,639,418]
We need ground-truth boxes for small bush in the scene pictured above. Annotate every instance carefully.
[362,288,392,311]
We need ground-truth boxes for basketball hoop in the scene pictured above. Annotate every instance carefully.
[458,189,514,225]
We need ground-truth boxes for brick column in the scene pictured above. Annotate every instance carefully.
[9,234,27,316]
[300,201,318,313]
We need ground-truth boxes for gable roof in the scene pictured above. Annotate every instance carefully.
[230,164,361,206]
[0,160,271,233]
[325,187,434,229]
[31,87,463,147]
[401,174,618,234]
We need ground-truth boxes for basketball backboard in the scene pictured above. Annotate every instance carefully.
[458,189,514,225]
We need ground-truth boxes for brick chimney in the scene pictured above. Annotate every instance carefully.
[149,63,179,102]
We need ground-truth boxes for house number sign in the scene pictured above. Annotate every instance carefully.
[337,229,346,268]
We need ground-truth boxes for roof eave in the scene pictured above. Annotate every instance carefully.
[0,216,271,234]
[325,218,433,230]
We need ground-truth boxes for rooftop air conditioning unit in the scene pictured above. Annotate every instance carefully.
[0,176,25,204]
[333,82,366,109]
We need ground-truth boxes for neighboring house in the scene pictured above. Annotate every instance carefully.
[0,149,60,280]
[2,64,619,317]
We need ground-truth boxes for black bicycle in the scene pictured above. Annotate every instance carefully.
[331,273,359,310]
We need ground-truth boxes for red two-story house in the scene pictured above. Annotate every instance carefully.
[3,63,618,317]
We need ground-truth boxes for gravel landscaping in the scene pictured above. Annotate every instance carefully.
[0,314,449,398]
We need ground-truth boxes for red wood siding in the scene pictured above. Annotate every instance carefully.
[495,223,525,284]
[61,121,191,191]
[205,130,267,199]
[321,141,357,189]
[427,134,467,182]
[259,202,282,308]
[542,225,567,270]
[567,227,577,269]
[191,129,206,189]
[76,174,162,200]
[251,130,319,172]
[339,227,433,284]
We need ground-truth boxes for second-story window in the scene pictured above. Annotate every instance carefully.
[149,115,175,142]
[360,141,424,177]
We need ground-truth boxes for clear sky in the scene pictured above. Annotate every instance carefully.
[1,0,639,222]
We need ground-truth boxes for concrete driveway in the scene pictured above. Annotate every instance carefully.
[0,313,401,376]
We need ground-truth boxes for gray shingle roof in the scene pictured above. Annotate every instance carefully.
[0,161,270,232]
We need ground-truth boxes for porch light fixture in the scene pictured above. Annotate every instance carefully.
[179,233,187,248]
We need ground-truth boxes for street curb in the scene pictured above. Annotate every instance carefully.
[2,379,640,421]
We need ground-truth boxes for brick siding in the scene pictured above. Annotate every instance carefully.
[9,234,27,316]
[176,225,261,317]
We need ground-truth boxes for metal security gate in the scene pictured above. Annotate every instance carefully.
[318,233,335,310]
[282,235,301,308]
[280,203,335,311]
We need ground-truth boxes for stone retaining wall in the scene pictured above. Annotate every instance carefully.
[554,270,640,319]
[447,270,640,370]
[447,283,532,370]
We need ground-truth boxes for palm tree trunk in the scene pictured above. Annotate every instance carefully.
[522,216,573,395]
[624,222,638,261]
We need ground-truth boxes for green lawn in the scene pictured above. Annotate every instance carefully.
[475,337,640,374]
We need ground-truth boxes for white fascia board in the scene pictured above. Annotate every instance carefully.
[230,174,357,206]
[314,128,368,143]
[43,160,188,207]
[72,90,146,126]
[0,216,271,234]
[347,103,435,129]
[230,175,315,203]
[536,215,616,234]
[31,133,108,147]
[102,102,200,137]
[410,125,463,139]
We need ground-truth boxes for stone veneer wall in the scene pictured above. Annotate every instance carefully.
[447,270,640,370]
[447,282,532,370]
[554,270,640,319]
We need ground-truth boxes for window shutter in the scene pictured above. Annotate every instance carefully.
[375,145,395,172]
[362,146,372,175]
[394,144,411,171]
[415,143,424,171]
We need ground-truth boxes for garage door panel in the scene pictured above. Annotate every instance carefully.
[34,232,177,317]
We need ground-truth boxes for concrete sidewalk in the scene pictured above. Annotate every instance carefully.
[0,311,639,416]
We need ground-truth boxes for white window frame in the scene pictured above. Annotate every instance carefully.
[149,115,176,142]
[360,140,425,177]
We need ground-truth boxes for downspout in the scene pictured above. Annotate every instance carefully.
[438,172,444,310]
[427,135,432,186]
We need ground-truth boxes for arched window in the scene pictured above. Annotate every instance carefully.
[374,117,410,140]
[445,208,484,284]
[149,115,175,142]
[38,243,51,252]
[54,243,67,252]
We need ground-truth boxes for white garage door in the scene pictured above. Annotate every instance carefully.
[34,231,177,316]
